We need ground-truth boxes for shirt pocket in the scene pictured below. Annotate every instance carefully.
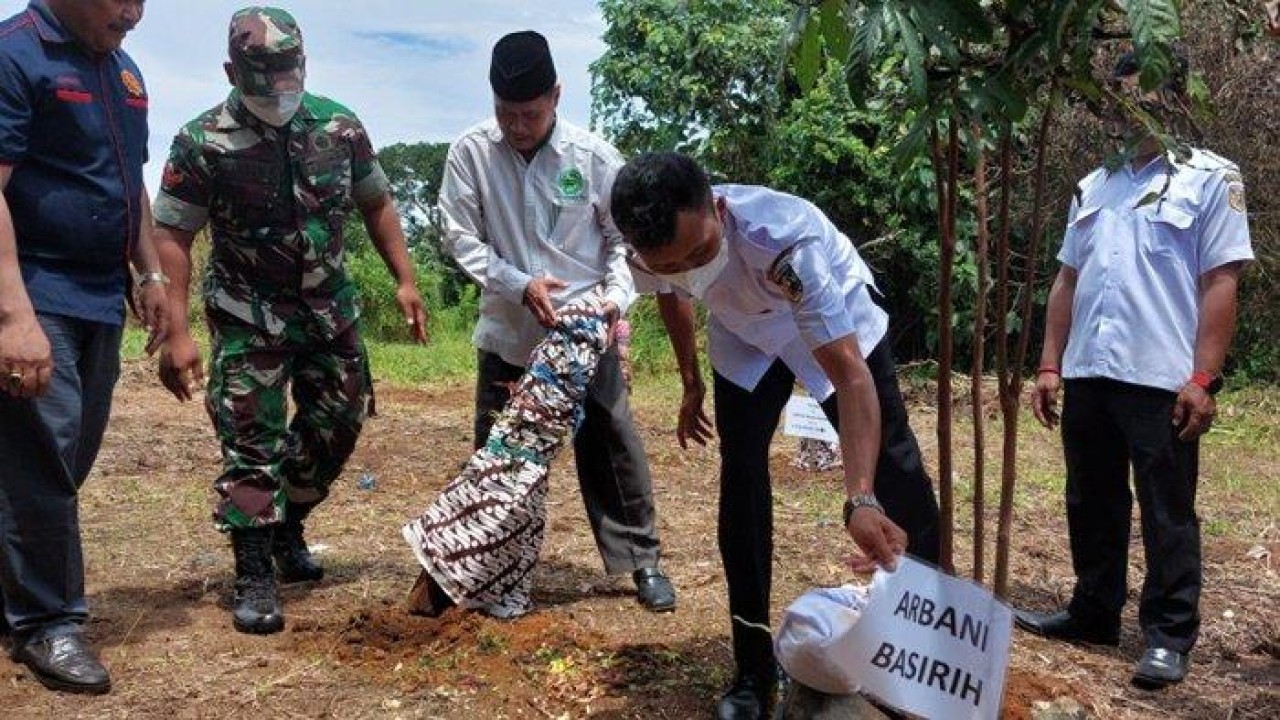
[297,147,353,216]
[550,201,596,253]
[1141,201,1196,268]
[1063,205,1103,264]
[211,157,290,229]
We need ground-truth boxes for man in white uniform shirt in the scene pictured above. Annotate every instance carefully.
[1017,53,1253,689]
[610,152,941,720]
[438,30,674,612]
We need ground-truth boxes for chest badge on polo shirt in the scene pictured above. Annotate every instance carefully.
[767,246,804,303]
[554,166,587,204]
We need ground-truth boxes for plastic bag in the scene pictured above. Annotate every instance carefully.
[774,584,869,694]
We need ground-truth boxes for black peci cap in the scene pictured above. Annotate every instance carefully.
[490,30,557,102]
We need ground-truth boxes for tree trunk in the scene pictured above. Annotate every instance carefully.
[929,117,958,575]
[994,103,1056,597]
[992,127,1015,597]
[970,124,991,584]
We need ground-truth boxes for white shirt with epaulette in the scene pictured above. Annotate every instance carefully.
[1058,148,1254,392]
[635,185,888,401]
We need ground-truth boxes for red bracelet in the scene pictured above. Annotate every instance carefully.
[1037,366,1061,376]
[1189,371,1214,390]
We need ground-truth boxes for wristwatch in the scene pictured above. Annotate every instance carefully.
[138,270,169,287]
[842,493,884,527]
[1188,371,1223,396]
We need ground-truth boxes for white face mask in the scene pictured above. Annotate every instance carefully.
[241,92,303,127]
[656,236,730,298]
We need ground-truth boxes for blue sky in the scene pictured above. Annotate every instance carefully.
[65,0,608,189]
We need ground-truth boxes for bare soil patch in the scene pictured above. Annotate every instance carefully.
[1,360,1275,718]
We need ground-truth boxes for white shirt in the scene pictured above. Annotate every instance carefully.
[635,185,888,401]
[439,118,635,366]
[1059,148,1254,392]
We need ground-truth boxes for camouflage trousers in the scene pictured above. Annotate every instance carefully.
[206,314,372,530]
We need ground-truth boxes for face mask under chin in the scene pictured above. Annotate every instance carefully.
[657,238,730,298]
[241,92,303,127]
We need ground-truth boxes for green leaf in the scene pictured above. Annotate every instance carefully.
[1125,0,1184,91]
[1062,75,1104,104]
[978,74,1030,123]
[915,0,993,42]
[1126,0,1183,44]
[891,111,932,174]
[846,1,886,105]
[1134,190,1162,208]
[795,11,824,91]
[1186,70,1215,120]
[893,6,928,103]
[820,0,852,63]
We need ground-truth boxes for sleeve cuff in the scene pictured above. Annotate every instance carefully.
[605,285,633,315]
[353,163,391,205]
[493,265,533,304]
[153,192,209,232]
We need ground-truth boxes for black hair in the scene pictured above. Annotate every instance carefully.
[1112,49,1190,95]
[610,152,713,250]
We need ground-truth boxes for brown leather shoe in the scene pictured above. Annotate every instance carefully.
[13,634,111,694]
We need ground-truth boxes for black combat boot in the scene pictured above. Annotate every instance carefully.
[272,502,323,582]
[230,528,284,635]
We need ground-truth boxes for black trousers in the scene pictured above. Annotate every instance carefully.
[475,348,661,574]
[715,340,941,678]
[1062,378,1201,653]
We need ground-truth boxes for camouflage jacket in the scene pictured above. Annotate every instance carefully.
[153,91,390,338]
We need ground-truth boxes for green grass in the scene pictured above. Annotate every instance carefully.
[122,318,480,385]
[121,325,153,361]
[122,303,684,389]
[367,333,475,384]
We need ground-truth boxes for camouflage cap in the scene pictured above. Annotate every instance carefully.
[228,6,305,96]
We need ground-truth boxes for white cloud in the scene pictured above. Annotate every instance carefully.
[121,0,605,189]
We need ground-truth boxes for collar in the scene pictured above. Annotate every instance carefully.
[488,116,563,159]
[29,1,73,45]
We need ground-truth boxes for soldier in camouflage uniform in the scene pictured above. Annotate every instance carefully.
[151,7,427,635]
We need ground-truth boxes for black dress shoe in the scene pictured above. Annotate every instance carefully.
[1132,647,1189,689]
[632,567,676,612]
[1013,608,1119,646]
[13,634,111,694]
[716,672,775,720]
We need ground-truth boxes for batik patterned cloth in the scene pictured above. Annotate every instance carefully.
[402,296,610,617]
[793,438,843,472]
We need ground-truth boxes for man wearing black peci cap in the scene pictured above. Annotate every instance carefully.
[438,31,676,612]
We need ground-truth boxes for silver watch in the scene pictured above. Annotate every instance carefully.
[138,271,169,286]
[842,493,884,526]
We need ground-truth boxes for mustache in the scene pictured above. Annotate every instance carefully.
[108,21,138,34]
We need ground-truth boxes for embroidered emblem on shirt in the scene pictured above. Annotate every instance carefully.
[555,167,586,203]
[767,246,804,303]
[120,69,144,97]
[1228,182,1247,213]
[162,165,184,189]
